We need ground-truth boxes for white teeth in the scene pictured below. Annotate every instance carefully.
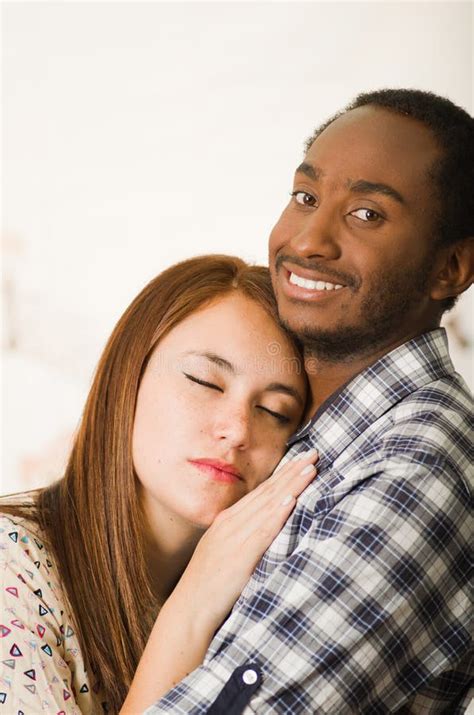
[289,272,344,291]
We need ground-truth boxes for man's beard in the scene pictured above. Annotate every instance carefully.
[279,262,434,364]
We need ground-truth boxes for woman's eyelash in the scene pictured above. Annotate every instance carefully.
[183,373,223,392]
[184,373,291,424]
[259,407,291,425]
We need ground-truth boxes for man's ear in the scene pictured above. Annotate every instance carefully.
[430,237,474,301]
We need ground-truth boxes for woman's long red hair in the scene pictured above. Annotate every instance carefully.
[1,254,302,712]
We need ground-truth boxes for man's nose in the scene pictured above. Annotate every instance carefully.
[214,405,251,450]
[289,205,341,260]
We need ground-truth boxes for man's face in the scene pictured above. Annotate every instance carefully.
[269,106,443,361]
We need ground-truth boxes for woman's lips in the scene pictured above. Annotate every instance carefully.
[188,459,243,484]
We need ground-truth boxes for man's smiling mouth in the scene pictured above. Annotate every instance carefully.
[289,271,345,292]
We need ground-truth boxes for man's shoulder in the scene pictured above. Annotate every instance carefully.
[391,368,472,415]
[348,367,471,446]
[323,371,473,500]
[380,371,472,460]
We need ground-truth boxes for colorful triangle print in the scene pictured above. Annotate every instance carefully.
[9,644,22,657]
[11,619,25,629]
[63,689,71,701]
[34,538,44,550]
[8,531,18,542]
[24,669,36,680]
[0,693,6,704]
[33,589,43,599]
[36,624,46,638]
[0,625,11,637]
[41,644,53,657]
[39,605,48,616]
[24,684,36,694]
[79,684,89,693]
[2,659,15,669]
[6,587,19,598]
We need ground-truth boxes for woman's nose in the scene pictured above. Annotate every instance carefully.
[213,406,251,450]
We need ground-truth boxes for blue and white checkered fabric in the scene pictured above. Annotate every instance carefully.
[146,328,473,714]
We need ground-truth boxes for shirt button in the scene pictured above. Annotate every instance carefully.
[242,668,258,685]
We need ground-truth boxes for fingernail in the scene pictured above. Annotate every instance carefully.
[300,464,315,476]
[281,494,294,506]
[295,448,318,460]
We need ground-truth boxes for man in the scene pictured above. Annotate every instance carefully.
[146,89,473,713]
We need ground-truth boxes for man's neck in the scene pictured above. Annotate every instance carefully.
[303,327,437,418]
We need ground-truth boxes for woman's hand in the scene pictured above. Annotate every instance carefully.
[166,449,319,632]
[120,450,318,713]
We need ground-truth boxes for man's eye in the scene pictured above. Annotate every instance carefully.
[290,191,317,207]
[183,373,223,392]
[350,208,382,222]
[258,406,291,425]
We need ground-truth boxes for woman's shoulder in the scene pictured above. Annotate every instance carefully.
[0,509,106,713]
[0,510,51,569]
[0,509,64,625]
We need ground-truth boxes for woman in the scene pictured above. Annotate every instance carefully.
[0,255,318,714]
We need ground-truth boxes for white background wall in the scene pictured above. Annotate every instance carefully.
[2,1,473,494]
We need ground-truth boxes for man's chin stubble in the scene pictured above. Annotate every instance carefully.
[280,319,393,364]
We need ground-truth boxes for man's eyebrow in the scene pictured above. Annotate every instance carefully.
[295,163,406,205]
[264,382,304,406]
[295,162,323,181]
[348,179,405,204]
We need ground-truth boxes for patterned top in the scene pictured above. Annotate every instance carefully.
[145,328,473,714]
[0,515,108,714]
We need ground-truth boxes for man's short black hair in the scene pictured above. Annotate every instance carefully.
[305,89,474,312]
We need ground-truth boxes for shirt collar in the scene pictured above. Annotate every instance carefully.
[287,328,455,458]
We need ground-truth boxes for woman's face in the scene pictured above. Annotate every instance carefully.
[132,291,306,529]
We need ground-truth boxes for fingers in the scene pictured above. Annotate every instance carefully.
[235,458,318,555]
[218,449,318,522]
[270,448,318,482]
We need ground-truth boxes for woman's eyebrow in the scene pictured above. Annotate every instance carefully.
[264,382,304,406]
[180,350,236,373]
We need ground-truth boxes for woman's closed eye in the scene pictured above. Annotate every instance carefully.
[184,373,292,425]
[183,373,223,392]
[257,405,291,425]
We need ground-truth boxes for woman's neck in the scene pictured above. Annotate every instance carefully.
[141,496,205,604]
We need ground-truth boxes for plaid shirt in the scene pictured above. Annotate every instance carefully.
[145,328,473,714]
